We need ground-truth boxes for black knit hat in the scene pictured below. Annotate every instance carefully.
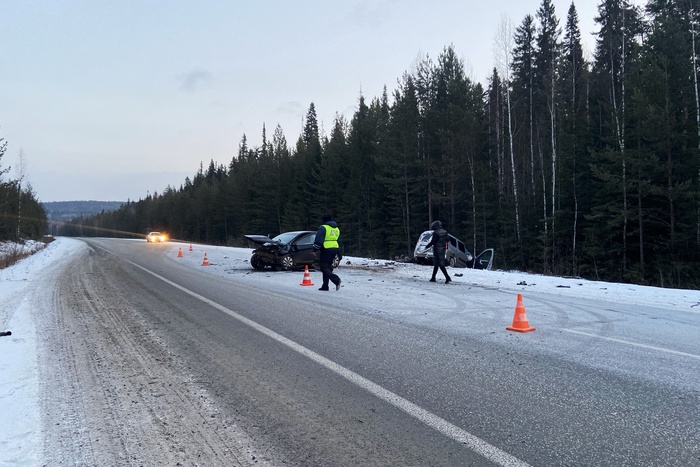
[322,213,333,222]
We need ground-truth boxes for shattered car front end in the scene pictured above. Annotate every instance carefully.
[244,231,318,271]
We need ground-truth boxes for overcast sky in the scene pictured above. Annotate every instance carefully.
[1,0,644,202]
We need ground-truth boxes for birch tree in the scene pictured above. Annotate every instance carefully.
[534,0,561,270]
[494,15,522,247]
[589,0,642,277]
[686,2,700,257]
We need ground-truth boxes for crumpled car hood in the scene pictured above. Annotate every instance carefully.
[244,234,277,246]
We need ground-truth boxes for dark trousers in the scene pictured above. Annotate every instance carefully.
[432,264,450,280]
[319,249,340,289]
[432,253,450,281]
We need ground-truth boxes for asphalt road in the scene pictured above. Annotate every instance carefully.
[37,238,700,466]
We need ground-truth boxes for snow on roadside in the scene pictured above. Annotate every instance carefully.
[175,242,700,313]
[0,240,44,256]
[1,237,699,464]
[0,238,86,465]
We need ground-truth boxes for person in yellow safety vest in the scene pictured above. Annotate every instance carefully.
[313,213,342,291]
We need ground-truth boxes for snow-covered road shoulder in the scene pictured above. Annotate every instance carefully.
[0,238,87,464]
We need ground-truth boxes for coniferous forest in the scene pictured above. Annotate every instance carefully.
[0,133,47,242]
[63,0,700,289]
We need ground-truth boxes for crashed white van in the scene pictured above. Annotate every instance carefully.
[413,231,494,269]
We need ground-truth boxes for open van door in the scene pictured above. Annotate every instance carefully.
[471,249,494,270]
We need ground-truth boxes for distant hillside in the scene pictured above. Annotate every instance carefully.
[43,201,124,222]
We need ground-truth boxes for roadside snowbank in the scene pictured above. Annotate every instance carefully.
[0,238,86,464]
[1,237,699,464]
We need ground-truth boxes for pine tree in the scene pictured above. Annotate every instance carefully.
[557,1,589,275]
[587,0,645,281]
[381,73,423,257]
[534,0,561,272]
[634,0,700,284]
[512,14,537,197]
[344,94,378,254]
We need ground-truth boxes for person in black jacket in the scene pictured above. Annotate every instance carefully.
[425,220,451,283]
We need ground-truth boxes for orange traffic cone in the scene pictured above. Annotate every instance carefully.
[189,244,193,252]
[177,247,183,258]
[506,294,536,333]
[300,265,314,286]
[202,253,210,266]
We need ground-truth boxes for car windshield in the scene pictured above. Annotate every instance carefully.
[271,232,299,245]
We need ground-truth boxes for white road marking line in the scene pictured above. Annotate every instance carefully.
[561,329,700,360]
[126,259,531,467]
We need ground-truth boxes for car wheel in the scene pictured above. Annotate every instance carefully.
[449,256,457,268]
[332,253,341,268]
[251,254,265,270]
[280,254,294,271]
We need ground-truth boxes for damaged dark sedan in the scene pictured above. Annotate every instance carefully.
[244,231,341,271]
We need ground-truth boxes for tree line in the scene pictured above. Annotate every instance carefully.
[0,132,47,242]
[63,0,700,288]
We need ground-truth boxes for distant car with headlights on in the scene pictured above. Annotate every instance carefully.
[245,231,341,271]
[146,231,167,243]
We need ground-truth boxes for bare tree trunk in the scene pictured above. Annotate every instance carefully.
[665,82,675,247]
[16,149,26,240]
[637,135,645,279]
[488,76,506,202]
[427,176,433,224]
[691,12,700,244]
[610,10,628,274]
[622,46,628,276]
[508,91,522,246]
[499,85,505,196]
[495,16,523,247]
[494,78,505,196]
[450,175,456,229]
[572,42,580,276]
[550,81,557,272]
[16,180,22,240]
[403,136,414,257]
[539,141,547,240]
[530,72,535,196]
[423,132,433,225]
[468,153,477,253]
[550,77,557,216]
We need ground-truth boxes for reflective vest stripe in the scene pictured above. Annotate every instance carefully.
[323,225,340,249]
